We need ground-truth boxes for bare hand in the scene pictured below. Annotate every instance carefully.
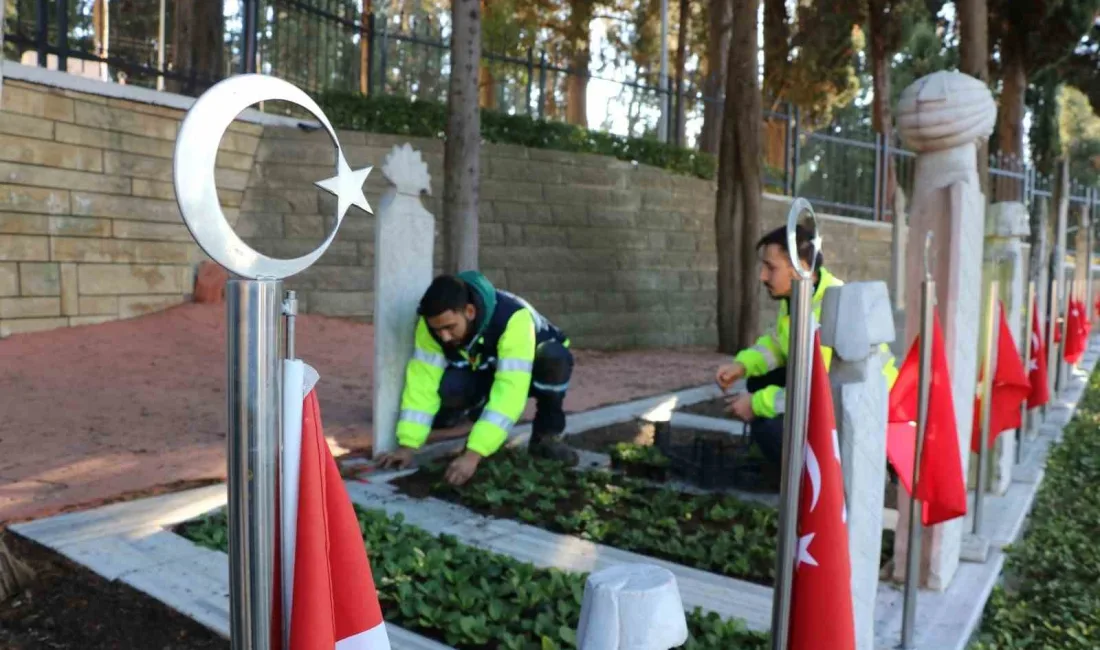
[725,392,755,422]
[444,450,483,486]
[376,446,416,470]
[716,362,744,391]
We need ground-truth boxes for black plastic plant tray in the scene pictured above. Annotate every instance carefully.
[652,421,772,490]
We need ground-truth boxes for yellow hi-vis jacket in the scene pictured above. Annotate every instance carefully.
[733,267,900,418]
[395,271,568,457]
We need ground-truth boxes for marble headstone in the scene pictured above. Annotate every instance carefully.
[372,144,435,456]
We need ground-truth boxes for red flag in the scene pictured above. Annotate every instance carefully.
[886,311,968,526]
[286,388,390,650]
[1026,300,1050,408]
[970,303,1031,452]
[1064,300,1085,365]
[790,333,855,650]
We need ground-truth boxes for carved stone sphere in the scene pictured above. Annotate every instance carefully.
[896,71,996,153]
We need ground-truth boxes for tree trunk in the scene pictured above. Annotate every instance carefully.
[715,0,762,353]
[169,0,224,95]
[674,0,690,146]
[443,0,481,274]
[565,0,593,127]
[0,536,35,603]
[762,0,790,109]
[868,0,896,221]
[700,0,730,154]
[359,0,372,94]
[479,64,497,109]
[957,0,989,198]
[996,43,1027,202]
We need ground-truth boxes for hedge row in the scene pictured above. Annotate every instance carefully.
[971,370,1100,648]
[314,91,718,181]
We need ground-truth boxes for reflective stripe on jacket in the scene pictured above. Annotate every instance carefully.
[733,267,900,418]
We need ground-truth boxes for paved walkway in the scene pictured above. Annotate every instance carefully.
[0,302,726,523]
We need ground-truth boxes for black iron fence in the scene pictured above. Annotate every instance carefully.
[4,0,1097,223]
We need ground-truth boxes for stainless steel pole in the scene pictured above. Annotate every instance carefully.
[900,236,936,649]
[657,0,670,143]
[770,199,819,650]
[1017,281,1034,464]
[1047,273,1059,406]
[227,278,282,650]
[972,281,999,536]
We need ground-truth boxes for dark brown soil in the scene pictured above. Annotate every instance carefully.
[0,530,228,650]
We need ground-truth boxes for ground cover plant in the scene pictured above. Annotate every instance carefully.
[179,508,768,650]
[970,370,1100,649]
[392,450,780,585]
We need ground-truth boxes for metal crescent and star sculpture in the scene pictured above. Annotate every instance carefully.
[173,74,373,280]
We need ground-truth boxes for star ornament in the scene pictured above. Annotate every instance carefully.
[315,151,373,221]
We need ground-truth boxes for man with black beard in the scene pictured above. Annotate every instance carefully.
[376,272,577,485]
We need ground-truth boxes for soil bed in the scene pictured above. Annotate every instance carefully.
[0,529,228,650]
[178,508,768,649]
[392,451,780,585]
[679,397,731,419]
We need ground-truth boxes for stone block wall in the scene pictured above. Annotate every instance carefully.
[1,68,895,348]
[0,73,262,337]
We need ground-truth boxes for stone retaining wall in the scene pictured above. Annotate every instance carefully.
[0,67,893,348]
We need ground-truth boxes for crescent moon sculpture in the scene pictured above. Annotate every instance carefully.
[173,74,372,280]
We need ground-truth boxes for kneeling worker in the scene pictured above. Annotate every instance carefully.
[376,271,578,485]
[715,224,899,464]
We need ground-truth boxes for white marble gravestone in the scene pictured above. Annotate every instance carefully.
[975,202,1030,495]
[372,144,435,456]
[820,281,895,650]
[891,70,995,591]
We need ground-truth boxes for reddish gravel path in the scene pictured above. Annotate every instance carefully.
[0,303,725,522]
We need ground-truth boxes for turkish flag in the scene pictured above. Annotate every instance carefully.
[1064,300,1086,365]
[1026,301,1050,409]
[970,302,1031,453]
[886,311,967,526]
[789,333,855,650]
[277,360,390,650]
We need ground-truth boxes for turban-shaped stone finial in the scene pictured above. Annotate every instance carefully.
[896,71,996,153]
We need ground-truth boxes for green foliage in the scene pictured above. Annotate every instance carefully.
[315,90,716,179]
[970,370,1100,649]
[407,450,780,584]
[609,442,670,467]
[178,507,768,649]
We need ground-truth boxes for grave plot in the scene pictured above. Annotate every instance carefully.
[392,450,778,585]
[176,505,768,650]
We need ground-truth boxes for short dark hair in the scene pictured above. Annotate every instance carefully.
[756,223,824,271]
[419,275,471,318]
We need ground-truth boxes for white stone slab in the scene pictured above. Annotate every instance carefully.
[667,412,745,435]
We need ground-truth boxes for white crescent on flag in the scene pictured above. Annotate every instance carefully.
[804,441,821,513]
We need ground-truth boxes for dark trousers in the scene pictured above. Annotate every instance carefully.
[746,366,786,466]
[433,341,573,441]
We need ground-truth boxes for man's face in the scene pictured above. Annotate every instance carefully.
[758,243,799,299]
[426,304,476,349]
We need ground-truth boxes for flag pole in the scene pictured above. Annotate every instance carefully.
[770,198,820,650]
[1017,281,1034,465]
[280,289,299,650]
[226,278,282,650]
[973,280,999,536]
[900,232,936,649]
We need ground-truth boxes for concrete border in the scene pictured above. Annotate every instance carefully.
[8,485,449,650]
[2,61,317,128]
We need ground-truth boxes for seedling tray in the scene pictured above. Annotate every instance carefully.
[653,421,775,491]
